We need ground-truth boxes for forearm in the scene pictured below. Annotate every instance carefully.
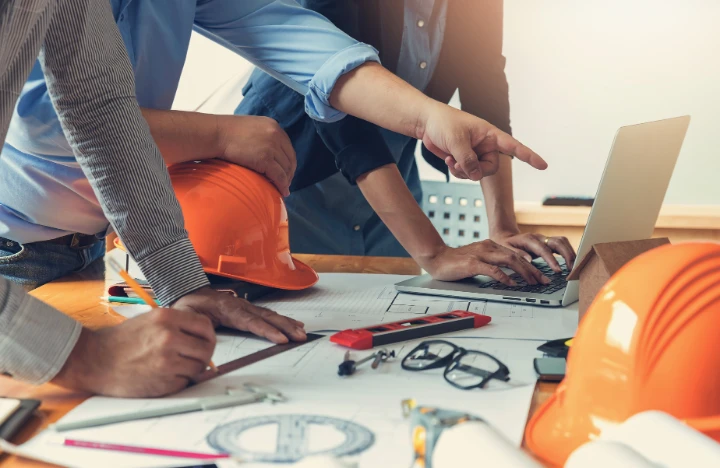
[480,155,519,235]
[40,0,209,305]
[329,62,437,140]
[141,108,222,165]
[357,164,444,263]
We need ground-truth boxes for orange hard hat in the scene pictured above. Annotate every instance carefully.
[526,242,720,466]
[116,160,318,290]
[168,160,318,290]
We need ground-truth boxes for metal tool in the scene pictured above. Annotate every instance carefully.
[402,399,484,468]
[338,349,395,376]
[51,384,286,432]
[371,349,396,369]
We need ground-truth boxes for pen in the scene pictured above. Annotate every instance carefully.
[63,439,230,460]
[102,296,149,305]
[109,258,218,373]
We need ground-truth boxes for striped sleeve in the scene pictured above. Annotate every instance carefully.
[0,276,81,384]
[39,0,210,305]
[0,0,82,384]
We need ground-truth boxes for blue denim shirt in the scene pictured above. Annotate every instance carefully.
[237,0,448,256]
[0,0,379,244]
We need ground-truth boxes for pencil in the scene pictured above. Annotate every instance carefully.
[63,439,230,460]
[109,259,218,373]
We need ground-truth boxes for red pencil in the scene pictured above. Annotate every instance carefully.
[64,439,230,460]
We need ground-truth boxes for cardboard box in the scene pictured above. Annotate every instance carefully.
[568,238,670,319]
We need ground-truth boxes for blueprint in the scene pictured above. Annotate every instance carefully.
[252,273,578,340]
[112,273,578,341]
[21,335,541,468]
[30,276,562,468]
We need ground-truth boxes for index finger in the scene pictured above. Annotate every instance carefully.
[244,315,290,344]
[487,249,548,285]
[264,160,291,197]
[494,131,548,170]
[550,237,577,271]
[169,308,216,342]
[252,306,307,342]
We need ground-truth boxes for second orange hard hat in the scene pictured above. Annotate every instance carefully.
[526,242,720,466]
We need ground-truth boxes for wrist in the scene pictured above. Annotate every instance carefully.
[410,97,442,140]
[490,225,521,239]
[488,211,520,239]
[52,328,97,392]
[413,240,450,274]
[213,115,231,157]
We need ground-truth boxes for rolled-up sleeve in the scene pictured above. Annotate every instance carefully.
[193,0,379,122]
[314,116,396,184]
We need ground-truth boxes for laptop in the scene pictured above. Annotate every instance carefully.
[396,116,691,307]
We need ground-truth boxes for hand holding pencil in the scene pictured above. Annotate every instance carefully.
[108,258,218,373]
[52,303,218,397]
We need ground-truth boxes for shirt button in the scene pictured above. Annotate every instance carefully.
[419,61,428,69]
[417,19,425,28]
[353,225,361,232]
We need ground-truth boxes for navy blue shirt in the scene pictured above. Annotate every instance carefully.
[237,0,449,256]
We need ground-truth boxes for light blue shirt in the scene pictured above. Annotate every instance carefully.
[0,0,379,244]
[282,0,448,257]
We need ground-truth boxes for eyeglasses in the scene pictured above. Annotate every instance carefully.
[401,340,510,390]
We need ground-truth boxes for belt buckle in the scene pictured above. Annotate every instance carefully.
[70,234,81,248]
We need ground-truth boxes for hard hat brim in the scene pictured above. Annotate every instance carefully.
[113,237,319,291]
[203,256,319,291]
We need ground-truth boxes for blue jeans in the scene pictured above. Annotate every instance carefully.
[0,236,106,290]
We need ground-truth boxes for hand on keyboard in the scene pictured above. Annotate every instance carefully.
[421,240,551,286]
[485,263,570,294]
[490,232,577,272]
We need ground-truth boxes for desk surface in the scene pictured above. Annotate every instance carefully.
[0,254,555,467]
[515,202,720,229]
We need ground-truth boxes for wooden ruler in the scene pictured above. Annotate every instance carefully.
[192,333,324,384]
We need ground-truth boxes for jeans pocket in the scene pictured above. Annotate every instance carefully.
[0,244,29,264]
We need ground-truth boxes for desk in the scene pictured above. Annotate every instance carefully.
[0,254,555,467]
[516,202,720,249]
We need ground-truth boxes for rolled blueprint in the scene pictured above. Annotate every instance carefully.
[565,440,658,468]
[601,411,720,467]
[433,421,541,468]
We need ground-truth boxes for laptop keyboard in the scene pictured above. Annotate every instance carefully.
[483,263,569,295]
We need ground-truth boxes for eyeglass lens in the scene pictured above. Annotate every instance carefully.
[445,351,502,389]
[403,341,458,370]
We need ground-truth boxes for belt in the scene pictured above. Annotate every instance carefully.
[44,233,103,249]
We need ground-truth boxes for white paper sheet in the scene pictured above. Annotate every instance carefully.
[112,273,578,340]
[22,336,542,468]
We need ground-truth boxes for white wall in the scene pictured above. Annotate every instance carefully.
[177,0,720,204]
[423,0,720,205]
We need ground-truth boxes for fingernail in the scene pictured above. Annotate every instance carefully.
[295,326,306,336]
[542,276,551,284]
[509,280,517,286]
